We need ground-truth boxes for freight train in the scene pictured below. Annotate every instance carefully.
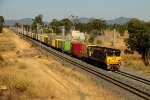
[17,29,121,70]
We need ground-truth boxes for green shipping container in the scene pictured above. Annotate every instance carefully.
[58,40,71,52]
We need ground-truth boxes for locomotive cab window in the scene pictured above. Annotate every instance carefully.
[106,52,113,56]
[106,51,120,56]
[114,52,120,56]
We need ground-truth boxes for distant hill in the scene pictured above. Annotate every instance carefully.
[78,17,133,25]
[106,17,133,25]
[79,17,91,23]
[4,18,49,26]
[4,17,132,26]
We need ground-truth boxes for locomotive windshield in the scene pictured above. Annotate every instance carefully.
[106,51,120,56]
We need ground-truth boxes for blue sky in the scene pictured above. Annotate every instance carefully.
[0,0,150,21]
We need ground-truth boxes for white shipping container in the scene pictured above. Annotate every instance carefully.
[72,31,85,40]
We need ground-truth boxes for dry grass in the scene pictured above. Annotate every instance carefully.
[0,69,54,99]
[0,55,12,68]
[0,33,15,53]
[122,53,150,74]
[0,29,57,99]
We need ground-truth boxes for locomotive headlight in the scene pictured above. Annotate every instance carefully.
[106,59,110,63]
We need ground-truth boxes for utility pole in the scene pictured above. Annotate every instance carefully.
[70,26,73,42]
[62,26,65,40]
[62,26,65,54]
[37,23,40,34]
[113,28,116,49]
[62,26,65,65]
[37,23,42,49]
[21,25,24,39]
[22,25,23,34]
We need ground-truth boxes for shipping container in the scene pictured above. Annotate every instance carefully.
[57,39,63,49]
[31,33,34,38]
[23,30,27,35]
[26,32,30,37]
[71,42,82,57]
[37,34,42,42]
[52,39,56,47]
[42,35,48,44]
[55,39,62,48]
[58,40,71,52]
[32,33,36,39]
[48,34,55,46]
[48,37,52,46]
[36,34,39,40]
[28,32,32,37]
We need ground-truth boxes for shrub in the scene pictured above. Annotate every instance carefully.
[15,80,29,93]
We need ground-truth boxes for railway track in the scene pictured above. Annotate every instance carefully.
[114,71,150,86]
[15,31,150,100]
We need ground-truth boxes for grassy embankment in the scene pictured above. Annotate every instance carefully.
[0,29,56,99]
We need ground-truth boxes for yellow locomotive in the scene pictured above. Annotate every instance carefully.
[82,45,121,70]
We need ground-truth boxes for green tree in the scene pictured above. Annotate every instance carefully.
[60,18,72,33]
[69,15,80,29]
[31,15,44,30]
[23,25,30,31]
[112,24,127,36]
[14,22,21,27]
[117,24,127,36]
[88,29,101,43]
[76,23,87,32]
[87,18,107,34]
[49,19,61,34]
[60,18,72,26]
[125,19,150,66]
[0,16,5,33]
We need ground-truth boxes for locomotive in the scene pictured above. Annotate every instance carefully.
[83,45,121,70]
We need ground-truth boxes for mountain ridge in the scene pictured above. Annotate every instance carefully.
[4,17,133,26]
[79,17,133,24]
[4,18,49,26]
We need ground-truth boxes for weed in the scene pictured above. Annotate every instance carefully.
[15,80,29,93]
[0,55,6,68]
[18,63,27,69]
[0,40,15,52]
[0,55,4,61]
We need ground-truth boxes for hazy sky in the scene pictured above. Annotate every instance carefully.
[0,0,150,21]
